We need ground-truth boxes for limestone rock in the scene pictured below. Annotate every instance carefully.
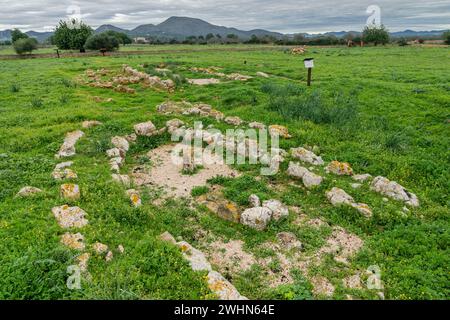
[93,242,108,254]
[351,183,362,189]
[287,162,323,189]
[326,161,353,176]
[134,121,157,136]
[248,121,266,130]
[224,116,243,126]
[269,125,291,138]
[371,176,419,207]
[105,251,113,262]
[256,71,269,78]
[159,231,176,244]
[117,245,125,254]
[52,205,88,229]
[82,120,102,128]
[106,148,125,158]
[207,271,248,300]
[52,168,77,180]
[56,130,84,158]
[262,199,289,220]
[240,207,272,231]
[16,186,42,197]
[326,187,354,206]
[351,203,373,218]
[126,189,142,207]
[248,194,260,207]
[352,174,372,182]
[60,232,85,250]
[188,78,221,85]
[111,136,129,152]
[77,253,90,272]
[291,147,324,166]
[176,241,212,272]
[60,184,80,201]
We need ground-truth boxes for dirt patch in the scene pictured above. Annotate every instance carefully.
[134,144,239,198]
[206,240,257,276]
[310,276,335,296]
[317,227,364,264]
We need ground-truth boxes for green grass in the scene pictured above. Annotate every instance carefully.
[0,45,448,300]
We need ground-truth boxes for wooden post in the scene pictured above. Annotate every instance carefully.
[55,49,60,58]
[307,68,312,86]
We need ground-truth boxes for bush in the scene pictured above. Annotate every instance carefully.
[261,83,358,127]
[443,30,450,45]
[103,30,132,45]
[11,29,28,43]
[13,38,38,55]
[84,33,120,51]
[397,38,408,46]
[53,19,93,52]
[363,24,390,45]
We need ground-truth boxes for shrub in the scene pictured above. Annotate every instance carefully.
[363,24,390,45]
[13,38,38,55]
[84,33,120,51]
[10,84,20,93]
[443,30,450,45]
[397,38,408,46]
[30,97,43,108]
[11,29,28,43]
[103,30,132,45]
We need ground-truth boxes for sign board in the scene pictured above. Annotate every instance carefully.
[303,58,314,68]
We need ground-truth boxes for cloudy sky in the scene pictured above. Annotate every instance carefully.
[0,0,449,33]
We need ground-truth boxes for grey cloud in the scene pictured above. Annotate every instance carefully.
[0,0,449,32]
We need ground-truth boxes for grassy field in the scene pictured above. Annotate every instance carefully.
[0,45,448,300]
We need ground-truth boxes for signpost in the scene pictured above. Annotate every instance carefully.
[303,58,314,86]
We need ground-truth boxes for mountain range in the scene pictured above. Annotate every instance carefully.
[0,16,446,42]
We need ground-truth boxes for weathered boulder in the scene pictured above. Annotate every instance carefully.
[134,121,157,136]
[287,162,323,188]
[60,184,80,201]
[52,205,88,229]
[93,242,108,254]
[248,194,260,207]
[224,116,243,126]
[207,271,248,300]
[351,203,373,218]
[240,207,272,231]
[111,136,129,152]
[352,174,372,182]
[248,121,266,130]
[176,241,212,272]
[326,187,354,206]
[159,231,176,244]
[56,130,84,158]
[291,147,324,166]
[269,125,291,138]
[60,232,85,250]
[52,162,77,180]
[16,186,42,197]
[326,161,353,176]
[371,176,419,207]
[106,148,125,158]
[262,199,289,220]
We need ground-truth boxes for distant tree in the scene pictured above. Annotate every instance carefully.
[53,19,93,52]
[226,34,239,44]
[185,35,197,44]
[362,24,390,46]
[248,35,260,44]
[13,38,38,55]
[206,33,214,40]
[11,29,29,43]
[1,40,12,45]
[397,38,408,46]
[443,30,450,45]
[84,33,119,51]
[103,30,132,45]
[293,33,305,44]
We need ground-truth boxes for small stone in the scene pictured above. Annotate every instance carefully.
[326,187,354,206]
[224,116,243,126]
[93,242,108,254]
[105,251,113,262]
[126,189,142,207]
[60,232,85,250]
[351,203,373,218]
[82,120,102,128]
[60,184,80,201]
[262,199,289,220]
[106,148,125,158]
[352,174,372,182]
[287,162,322,189]
[111,136,129,152]
[16,186,42,197]
[134,121,157,136]
[248,121,266,130]
[351,183,362,189]
[166,119,184,129]
[256,71,269,78]
[207,271,248,300]
[160,231,176,244]
[117,245,125,254]
[326,161,353,176]
[240,207,272,231]
[269,125,291,138]
[290,147,324,166]
[52,205,88,229]
[56,130,84,158]
[248,194,260,207]
[77,253,90,272]
[125,133,137,142]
